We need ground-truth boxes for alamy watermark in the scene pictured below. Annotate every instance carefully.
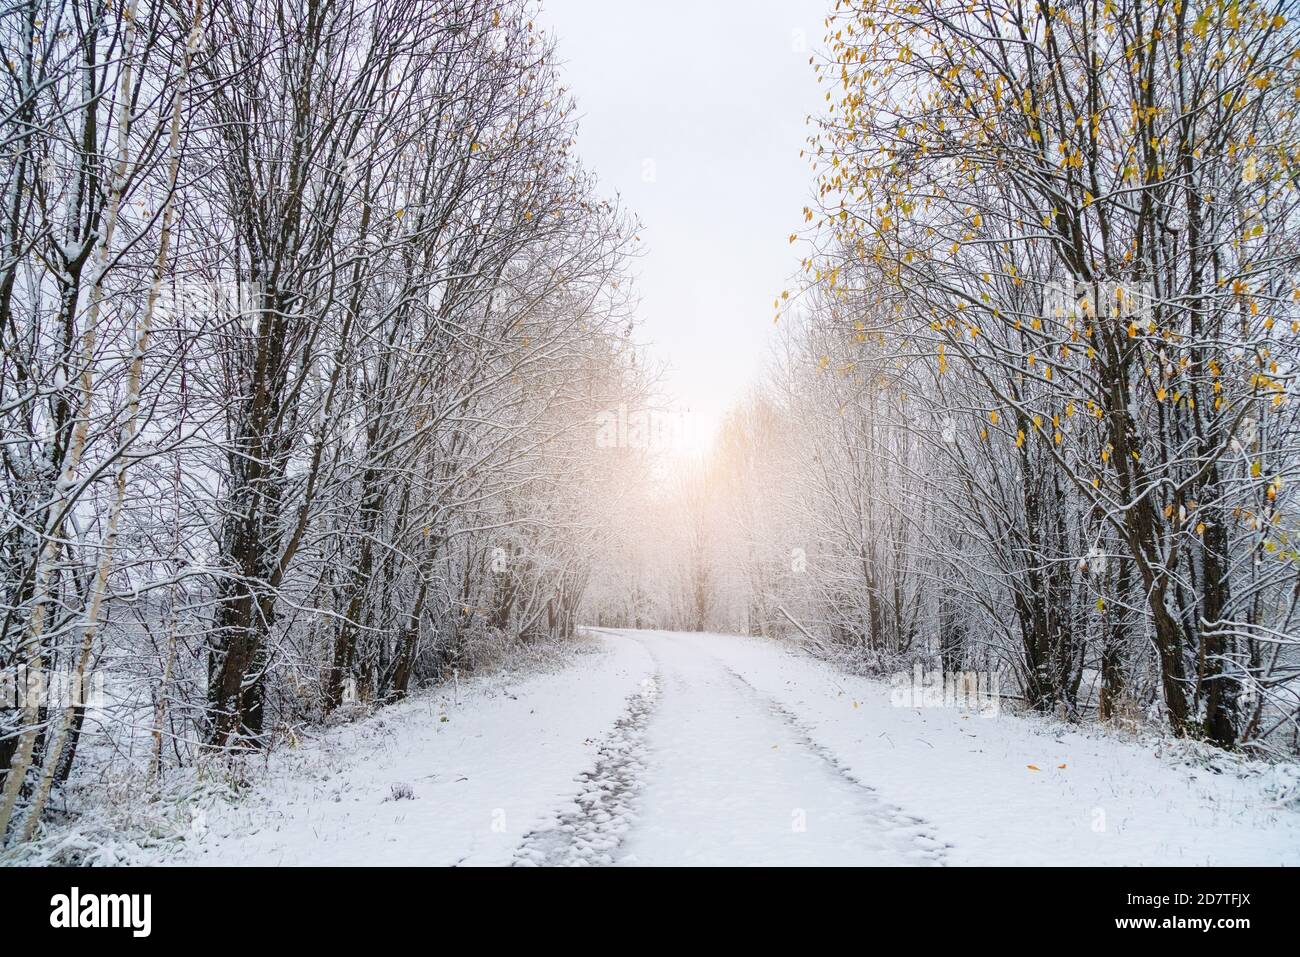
[0,667,106,710]
[155,279,263,326]
[890,664,1000,716]
[1042,278,1155,323]
[594,403,700,451]
[50,887,151,937]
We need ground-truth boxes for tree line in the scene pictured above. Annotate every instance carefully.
[0,0,641,845]
[589,0,1300,756]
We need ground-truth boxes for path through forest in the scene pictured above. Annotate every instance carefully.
[162,631,1300,868]
[516,631,946,865]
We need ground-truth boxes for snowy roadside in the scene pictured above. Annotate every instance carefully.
[7,633,654,867]
[687,631,1300,866]
[8,628,1298,866]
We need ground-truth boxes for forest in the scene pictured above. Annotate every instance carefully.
[0,0,645,845]
[1,0,1298,862]
[587,0,1300,758]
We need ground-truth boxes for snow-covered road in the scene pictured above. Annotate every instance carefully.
[174,630,1300,867]
[522,631,946,866]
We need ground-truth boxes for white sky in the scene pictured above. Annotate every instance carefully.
[539,0,828,453]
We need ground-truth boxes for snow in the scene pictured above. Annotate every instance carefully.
[83,630,1300,867]
[171,637,653,866]
[610,634,946,866]
[695,632,1300,866]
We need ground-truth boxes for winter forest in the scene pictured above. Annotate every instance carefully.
[2,0,1300,868]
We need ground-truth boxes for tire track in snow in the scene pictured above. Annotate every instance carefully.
[512,675,659,866]
[718,664,951,865]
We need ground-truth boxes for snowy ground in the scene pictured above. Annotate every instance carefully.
[70,630,1300,866]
